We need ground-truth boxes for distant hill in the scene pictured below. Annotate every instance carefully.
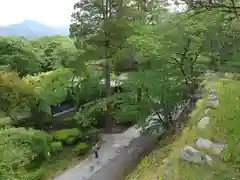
[0,20,69,39]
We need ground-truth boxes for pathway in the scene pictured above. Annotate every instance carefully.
[53,126,144,180]
[53,101,191,180]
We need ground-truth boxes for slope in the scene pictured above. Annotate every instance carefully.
[126,73,240,180]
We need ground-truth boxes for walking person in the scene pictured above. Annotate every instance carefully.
[92,140,101,165]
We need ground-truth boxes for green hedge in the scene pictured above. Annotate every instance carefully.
[54,128,82,145]
[74,143,90,156]
[50,141,63,155]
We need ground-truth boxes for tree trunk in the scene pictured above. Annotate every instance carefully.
[104,52,116,133]
[136,87,142,103]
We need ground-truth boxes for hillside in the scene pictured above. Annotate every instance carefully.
[0,20,69,39]
[127,73,240,180]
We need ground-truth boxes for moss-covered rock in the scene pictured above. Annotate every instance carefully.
[74,143,90,156]
[54,128,82,144]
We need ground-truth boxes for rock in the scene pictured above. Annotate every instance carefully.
[204,108,211,115]
[207,99,219,109]
[180,146,206,164]
[163,158,169,164]
[211,143,225,154]
[208,94,218,101]
[195,138,225,155]
[209,88,216,94]
[196,138,213,149]
[197,116,210,129]
[205,155,213,166]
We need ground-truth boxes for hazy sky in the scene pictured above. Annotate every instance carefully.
[0,0,77,26]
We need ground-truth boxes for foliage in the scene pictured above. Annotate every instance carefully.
[109,92,151,125]
[33,36,78,71]
[74,143,90,156]
[0,72,37,117]
[50,142,63,155]
[72,75,105,107]
[0,117,12,128]
[0,35,78,76]
[0,36,41,76]
[54,128,83,144]
[2,0,240,179]
[127,76,240,180]
[0,127,50,180]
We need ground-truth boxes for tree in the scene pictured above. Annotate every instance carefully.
[70,0,138,131]
[122,9,225,130]
[0,37,41,76]
[0,72,37,118]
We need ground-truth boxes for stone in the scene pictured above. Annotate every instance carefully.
[204,108,211,115]
[209,88,216,94]
[207,99,219,109]
[196,138,213,149]
[205,155,213,166]
[197,116,210,129]
[211,143,225,154]
[163,158,169,164]
[208,94,218,101]
[180,146,206,164]
[195,138,225,155]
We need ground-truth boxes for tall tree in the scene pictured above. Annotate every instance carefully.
[70,0,137,131]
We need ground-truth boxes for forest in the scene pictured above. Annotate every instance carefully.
[1,0,240,179]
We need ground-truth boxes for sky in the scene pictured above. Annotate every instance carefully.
[0,0,77,26]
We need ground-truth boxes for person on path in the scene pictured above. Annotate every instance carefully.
[92,141,101,165]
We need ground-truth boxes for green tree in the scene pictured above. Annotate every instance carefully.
[0,72,37,119]
[70,0,138,130]
[0,37,41,76]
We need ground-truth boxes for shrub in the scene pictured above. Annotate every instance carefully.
[84,127,100,141]
[0,117,12,128]
[66,137,77,145]
[54,128,82,144]
[0,127,50,180]
[50,141,63,155]
[74,143,90,156]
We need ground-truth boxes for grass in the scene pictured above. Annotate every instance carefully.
[0,111,6,117]
[126,74,240,180]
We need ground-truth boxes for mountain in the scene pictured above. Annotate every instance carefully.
[0,20,69,39]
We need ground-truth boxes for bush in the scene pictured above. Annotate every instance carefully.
[54,128,82,144]
[50,141,63,155]
[0,127,50,180]
[74,143,90,156]
[0,117,12,128]
[84,127,100,141]
[66,137,77,145]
